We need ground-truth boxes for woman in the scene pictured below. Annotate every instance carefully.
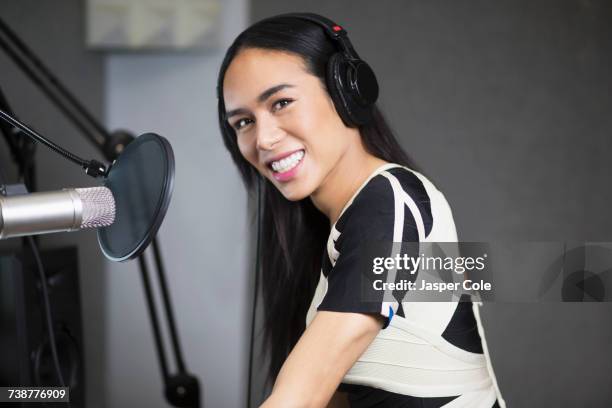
[217,12,505,408]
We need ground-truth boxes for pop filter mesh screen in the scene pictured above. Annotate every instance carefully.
[98,133,174,262]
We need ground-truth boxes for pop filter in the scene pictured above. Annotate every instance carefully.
[98,133,175,262]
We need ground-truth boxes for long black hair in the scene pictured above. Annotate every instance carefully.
[217,14,420,386]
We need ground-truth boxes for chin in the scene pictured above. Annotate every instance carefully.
[269,166,318,201]
[274,179,314,201]
[279,188,309,202]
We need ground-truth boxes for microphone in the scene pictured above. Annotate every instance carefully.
[0,132,174,263]
[0,187,115,239]
[0,104,174,262]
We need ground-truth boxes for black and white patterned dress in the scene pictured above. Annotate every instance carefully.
[305,163,505,408]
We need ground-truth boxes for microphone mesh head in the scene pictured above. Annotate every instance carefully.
[75,187,116,229]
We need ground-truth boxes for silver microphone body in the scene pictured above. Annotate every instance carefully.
[0,187,115,239]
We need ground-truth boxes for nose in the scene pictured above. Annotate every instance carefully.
[255,116,284,151]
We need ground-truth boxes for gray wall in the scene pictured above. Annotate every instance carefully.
[250,1,612,407]
[0,1,108,407]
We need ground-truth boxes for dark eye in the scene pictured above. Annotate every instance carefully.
[232,118,253,131]
[272,98,293,112]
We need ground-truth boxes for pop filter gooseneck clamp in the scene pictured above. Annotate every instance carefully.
[0,109,108,178]
[0,16,200,407]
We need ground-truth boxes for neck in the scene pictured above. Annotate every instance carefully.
[310,138,388,226]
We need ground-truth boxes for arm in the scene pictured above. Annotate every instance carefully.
[259,311,384,408]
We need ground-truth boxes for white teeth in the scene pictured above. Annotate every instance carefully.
[271,150,305,173]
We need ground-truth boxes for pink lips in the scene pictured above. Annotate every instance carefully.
[272,151,304,182]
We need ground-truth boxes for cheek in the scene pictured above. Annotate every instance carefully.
[237,136,258,166]
[301,108,349,162]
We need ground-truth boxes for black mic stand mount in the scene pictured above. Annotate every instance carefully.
[0,16,200,408]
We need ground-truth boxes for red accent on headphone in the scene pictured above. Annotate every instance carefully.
[332,25,342,32]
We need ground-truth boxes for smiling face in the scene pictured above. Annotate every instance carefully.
[222,47,358,201]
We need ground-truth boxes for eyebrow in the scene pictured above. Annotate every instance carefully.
[225,83,295,119]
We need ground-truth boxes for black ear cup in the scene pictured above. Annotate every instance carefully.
[258,13,380,127]
[326,52,353,127]
[326,52,379,127]
[350,60,379,107]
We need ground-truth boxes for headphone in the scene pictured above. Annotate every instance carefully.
[262,12,380,127]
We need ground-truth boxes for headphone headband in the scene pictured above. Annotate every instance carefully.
[263,12,361,60]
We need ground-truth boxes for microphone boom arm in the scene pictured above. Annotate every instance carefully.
[0,16,200,408]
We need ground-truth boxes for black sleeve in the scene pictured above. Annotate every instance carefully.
[316,173,430,329]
